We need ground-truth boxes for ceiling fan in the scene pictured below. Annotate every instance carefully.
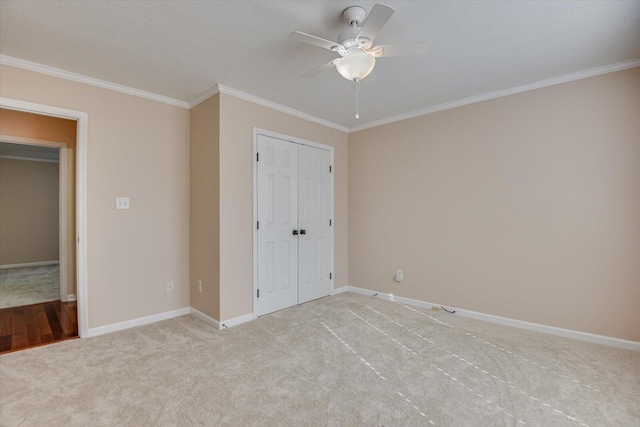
[291,3,427,81]
[290,3,427,118]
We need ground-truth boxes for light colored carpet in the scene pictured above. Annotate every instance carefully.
[0,292,638,426]
[0,265,60,308]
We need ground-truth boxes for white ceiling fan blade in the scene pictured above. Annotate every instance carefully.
[369,42,428,58]
[290,31,340,51]
[356,4,395,45]
[301,59,340,78]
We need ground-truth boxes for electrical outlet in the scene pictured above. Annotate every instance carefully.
[167,281,175,293]
[197,280,202,293]
[115,197,130,210]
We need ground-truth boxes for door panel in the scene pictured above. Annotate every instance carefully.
[298,144,332,304]
[257,135,298,316]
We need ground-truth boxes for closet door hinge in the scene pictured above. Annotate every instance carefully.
[329,219,332,226]
[257,289,260,298]
[329,165,332,173]
[256,152,259,162]
[329,272,332,280]
[257,221,259,230]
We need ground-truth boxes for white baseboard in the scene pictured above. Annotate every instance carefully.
[190,309,254,330]
[86,307,191,338]
[332,286,349,295]
[220,313,254,329]
[66,294,77,302]
[190,307,220,329]
[344,286,640,351]
[190,308,254,330]
[0,260,59,269]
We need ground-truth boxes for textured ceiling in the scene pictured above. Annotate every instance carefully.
[1,1,639,130]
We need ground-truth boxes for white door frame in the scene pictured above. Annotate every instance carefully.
[1,97,89,338]
[252,127,334,319]
[0,135,69,302]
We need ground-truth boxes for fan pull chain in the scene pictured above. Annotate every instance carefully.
[355,77,360,119]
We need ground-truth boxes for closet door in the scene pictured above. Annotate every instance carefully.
[298,145,332,304]
[256,135,298,316]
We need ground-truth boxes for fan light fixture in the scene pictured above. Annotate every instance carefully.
[290,4,428,119]
[335,49,376,81]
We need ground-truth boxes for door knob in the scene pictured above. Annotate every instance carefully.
[292,230,299,235]
[299,229,306,235]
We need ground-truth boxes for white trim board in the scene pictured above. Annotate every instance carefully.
[190,307,220,330]
[86,307,191,338]
[220,313,254,329]
[190,84,348,133]
[86,306,254,337]
[0,55,189,109]
[345,286,640,351]
[169,60,640,134]
[216,85,348,133]
[0,260,59,269]
[349,59,640,132]
[57,143,69,302]
[190,308,254,330]
[187,84,221,109]
[4,54,637,134]
[331,286,349,295]
[0,155,59,163]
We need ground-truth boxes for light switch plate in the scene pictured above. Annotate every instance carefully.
[395,269,403,282]
[116,197,130,210]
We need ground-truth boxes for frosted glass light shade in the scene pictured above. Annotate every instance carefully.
[335,51,376,81]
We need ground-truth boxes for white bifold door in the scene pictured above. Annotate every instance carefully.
[256,134,332,316]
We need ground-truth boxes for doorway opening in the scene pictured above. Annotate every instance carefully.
[0,101,88,352]
[0,142,65,306]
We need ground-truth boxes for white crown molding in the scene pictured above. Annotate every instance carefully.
[349,59,640,133]
[346,286,640,351]
[4,54,637,134]
[0,55,190,109]
[188,84,221,109]
[191,84,349,133]
[218,84,349,133]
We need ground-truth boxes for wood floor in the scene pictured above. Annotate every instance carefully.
[0,300,78,354]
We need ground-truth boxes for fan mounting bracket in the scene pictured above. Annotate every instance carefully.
[342,6,366,26]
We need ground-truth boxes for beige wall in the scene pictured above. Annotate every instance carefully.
[349,67,640,342]
[0,64,190,329]
[4,58,634,343]
[0,108,77,294]
[218,93,349,321]
[0,158,59,265]
[190,94,220,320]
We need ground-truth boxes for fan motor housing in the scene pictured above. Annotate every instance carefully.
[338,28,371,51]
